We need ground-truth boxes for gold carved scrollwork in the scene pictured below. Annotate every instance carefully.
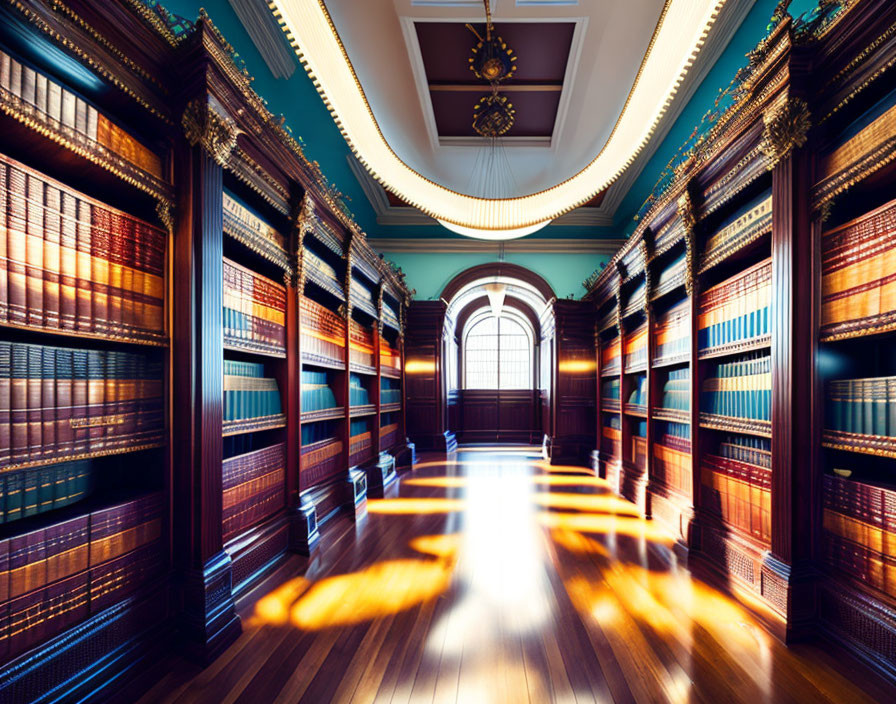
[155,201,174,236]
[677,192,697,298]
[181,98,238,167]
[639,239,652,316]
[760,97,811,168]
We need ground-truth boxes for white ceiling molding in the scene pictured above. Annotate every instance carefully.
[347,154,615,227]
[228,0,296,79]
[270,0,733,235]
[368,237,624,254]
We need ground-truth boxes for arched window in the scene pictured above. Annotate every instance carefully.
[463,312,533,390]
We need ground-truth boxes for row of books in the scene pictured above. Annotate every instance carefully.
[222,360,282,422]
[349,319,375,369]
[349,419,372,461]
[701,454,772,544]
[223,192,287,257]
[0,153,167,341]
[380,421,399,450]
[632,421,647,468]
[627,375,647,410]
[824,530,896,598]
[827,376,896,437]
[350,277,375,311]
[823,474,896,536]
[300,434,343,488]
[601,414,621,459]
[717,435,771,469]
[382,301,400,329]
[349,373,370,407]
[654,299,689,364]
[623,280,647,318]
[700,353,771,421]
[601,378,620,404]
[1,458,90,524]
[821,197,896,337]
[652,421,692,495]
[0,49,163,179]
[380,339,401,372]
[601,336,620,375]
[0,341,165,470]
[301,369,337,413]
[223,257,286,355]
[701,193,772,268]
[304,248,341,290]
[0,493,164,660]
[222,443,285,541]
[653,252,686,300]
[698,258,771,350]
[381,378,401,406]
[300,295,345,365]
[660,368,690,412]
[623,323,647,370]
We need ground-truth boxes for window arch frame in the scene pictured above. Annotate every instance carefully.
[461,307,536,390]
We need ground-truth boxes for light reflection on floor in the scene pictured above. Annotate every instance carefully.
[237,448,884,703]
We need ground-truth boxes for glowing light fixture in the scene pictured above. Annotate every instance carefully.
[484,282,506,317]
[268,0,727,234]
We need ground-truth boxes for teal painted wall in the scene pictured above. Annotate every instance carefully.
[379,252,610,301]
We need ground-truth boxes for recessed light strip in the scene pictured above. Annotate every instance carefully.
[269,0,727,233]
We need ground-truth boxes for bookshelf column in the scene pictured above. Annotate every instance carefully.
[766,96,815,641]
[173,98,240,661]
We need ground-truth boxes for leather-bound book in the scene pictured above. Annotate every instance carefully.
[54,348,73,458]
[88,539,164,613]
[41,344,56,462]
[86,349,105,453]
[0,341,10,467]
[26,344,43,464]
[25,173,44,327]
[43,184,61,329]
[90,207,110,336]
[70,348,89,455]
[75,200,92,333]
[9,524,46,598]
[0,162,7,322]
[45,514,88,584]
[7,165,27,326]
[88,493,163,566]
[59,191,78,331]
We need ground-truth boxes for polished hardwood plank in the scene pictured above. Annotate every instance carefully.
[133,449,896,704]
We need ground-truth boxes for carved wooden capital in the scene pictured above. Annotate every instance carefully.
[181,98,238,167]
[155,200,175,235]
[761,97,810,168]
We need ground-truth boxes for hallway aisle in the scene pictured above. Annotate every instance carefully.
[137,449,894,704]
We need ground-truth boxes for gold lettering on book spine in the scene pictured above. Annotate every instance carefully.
[761,97,811,168]
[181,98,237,167]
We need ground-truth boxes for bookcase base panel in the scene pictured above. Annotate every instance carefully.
[225,514,291,599]
[180,551,242,665]
[620,462,648,515]
[363,453,398,498]
[647,485,694,548]
[819,578,896,683]
[590,449,601,476]
[547,436,592,467]
[347,468,369,519]
[393,442,416,473]
[691,520,793,642]
[0,584,171,704]
[290,496,321,556]
[410,431,457,453]
[603,458,622,494]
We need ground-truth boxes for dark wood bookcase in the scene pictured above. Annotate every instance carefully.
[0,1,412,700]
[585,0,896,680]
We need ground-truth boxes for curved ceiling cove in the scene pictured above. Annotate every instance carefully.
[269,0,729,236]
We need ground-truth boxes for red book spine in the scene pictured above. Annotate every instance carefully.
[106,209,124,335]
[59,192,78,331]
[7,166,27,326]
[0,161,7,322]
[25,174,44,328]
[43,185,61,329]
[75,200,93,334]
[90,207,110,336]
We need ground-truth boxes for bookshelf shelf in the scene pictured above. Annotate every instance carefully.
[820,322,896,343]
[822,430,896,460]
[652,354,690,369]
[653,408,690,424]
[0,86,173,205]
[0,320,168,347]
[624,404,648,418]
[381,402,402,414]
[301,354,346,372]
[349,363,377,376]
[222,415,287,437]
[601,400,621,413]
[600,366,621,378]
[697,335,772,361]
[699,414,772,438]
[300,407,345,424]
[380,366,402,379]
[624,363,647,375]
[0,440,166,474]
[349,405,377,418]
[223,342,287,359]
[305,270,346,301]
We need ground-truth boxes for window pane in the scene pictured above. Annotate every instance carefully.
[462,313,532,390]
[498,318,531,389]
[465,316,499,389]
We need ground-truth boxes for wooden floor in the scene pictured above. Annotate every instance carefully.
[131,449,896,703]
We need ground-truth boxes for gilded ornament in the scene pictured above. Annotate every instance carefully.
[760,97,811,167]
[155,201,175,235]
[181,98,238,168]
